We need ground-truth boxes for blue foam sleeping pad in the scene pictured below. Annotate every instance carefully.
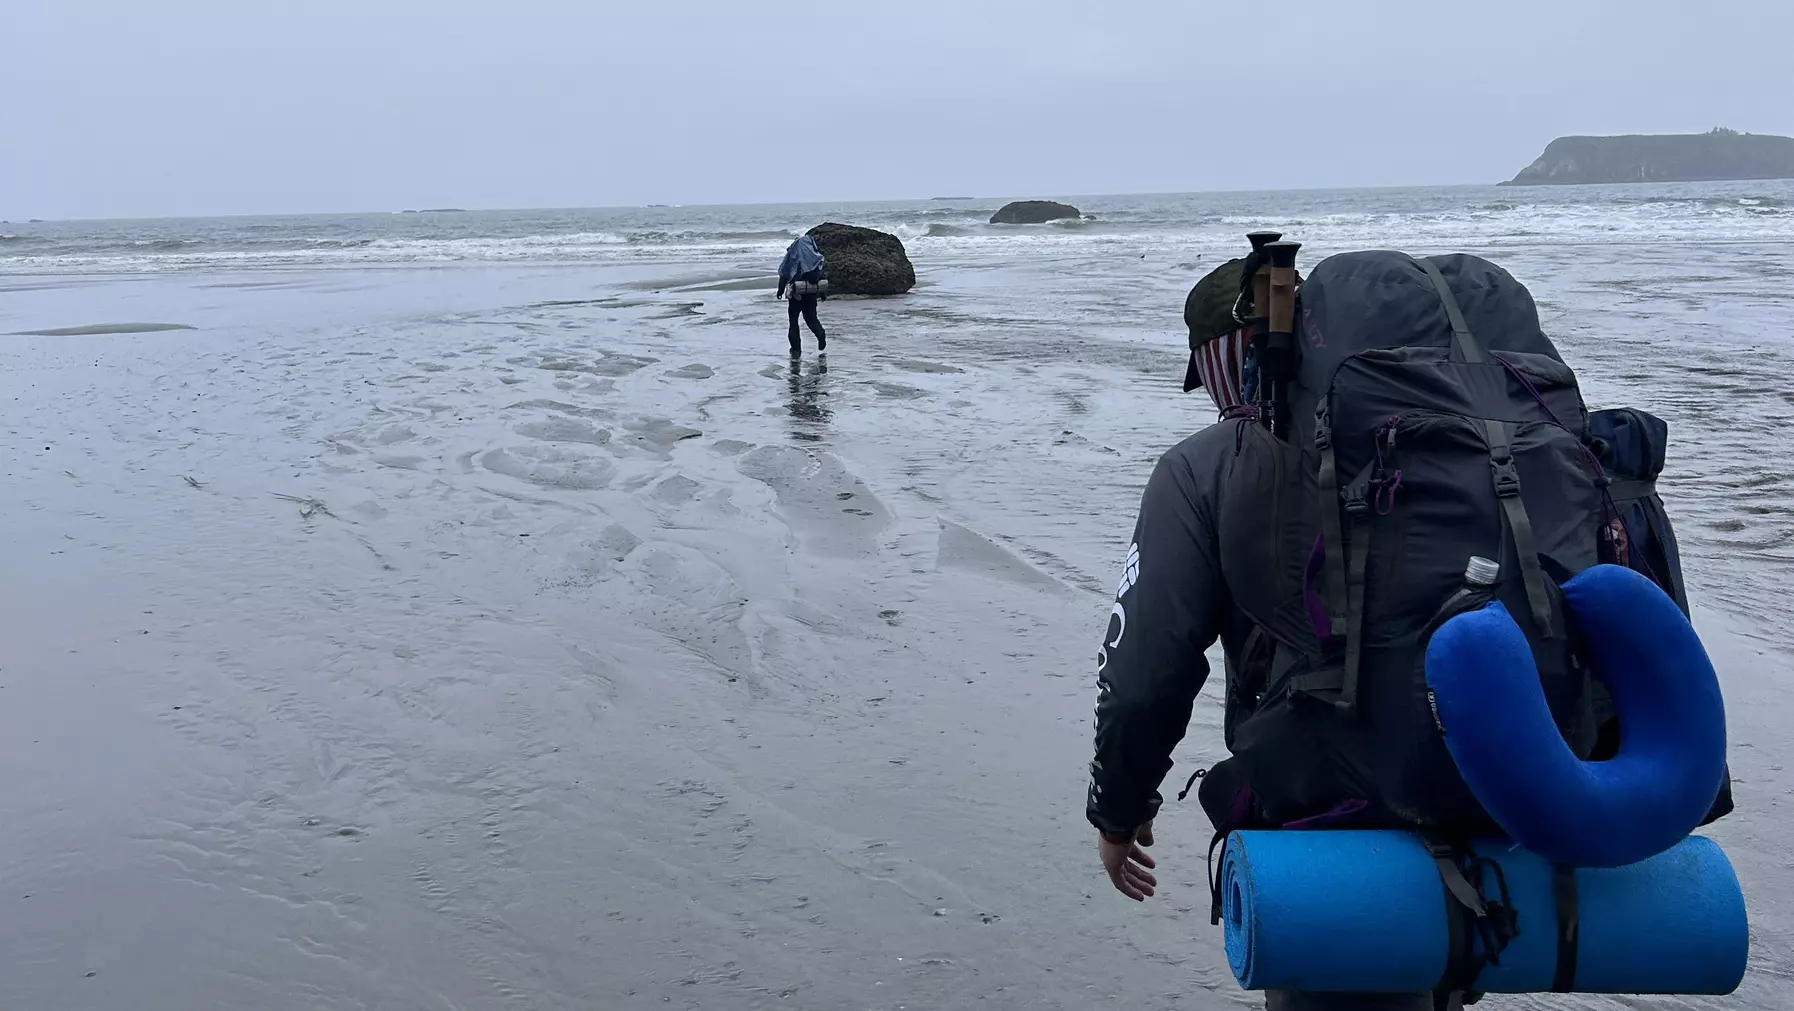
[1427,563,1729,868]
[1221,830,1748,994]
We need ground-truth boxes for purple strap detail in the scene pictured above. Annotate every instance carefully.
[1283,799,1370,831]
[1493,356,1677,602]
[1373,470,1404,515]
[1226,782,1255,832]
[1494,354,1566,429]
[1495,354,1632,558]
[1494,353,1611,480]
[1366,415,1406,515]
[1304,532,1334,642]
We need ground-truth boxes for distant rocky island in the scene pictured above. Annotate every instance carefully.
[1504,128,1794,185]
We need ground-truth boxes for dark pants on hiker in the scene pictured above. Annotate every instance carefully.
[1267,992,1459,1010]
[788,295,825,352]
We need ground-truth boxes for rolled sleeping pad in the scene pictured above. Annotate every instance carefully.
[1221,829,1748,995]
[1426,563,1729,868]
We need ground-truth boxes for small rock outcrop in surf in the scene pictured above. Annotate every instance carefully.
[990,200,1082,224]
[1504,128,1794,185]
[806,222,916,296]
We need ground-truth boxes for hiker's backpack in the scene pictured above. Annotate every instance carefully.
[1206,250,1720,835]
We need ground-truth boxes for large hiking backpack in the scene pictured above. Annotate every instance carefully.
[1207,250,1708,835]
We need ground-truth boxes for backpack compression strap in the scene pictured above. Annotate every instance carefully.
[1483,420,1557,637]
[1413,256,1487,365]
[1413,256,1556,639]
[1314,257,1500,710]
[1305,256,1562,710]
[1424,834,1521,999]
[1301,413,1358,709]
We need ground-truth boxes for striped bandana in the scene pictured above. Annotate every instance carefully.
[1192,327,1251,413]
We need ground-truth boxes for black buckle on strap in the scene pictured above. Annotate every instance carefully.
[1490,457,1522,498]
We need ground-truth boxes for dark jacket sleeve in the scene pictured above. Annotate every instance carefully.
[1086,443,1226,837]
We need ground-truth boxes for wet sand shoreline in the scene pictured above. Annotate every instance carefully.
[2,253,1789,1010]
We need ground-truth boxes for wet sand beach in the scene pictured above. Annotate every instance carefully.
[3,187,1791,1009]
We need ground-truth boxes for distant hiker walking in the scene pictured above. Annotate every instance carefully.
[777,233,828,354]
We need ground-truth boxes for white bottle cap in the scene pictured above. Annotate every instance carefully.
[1464,556,1501,587]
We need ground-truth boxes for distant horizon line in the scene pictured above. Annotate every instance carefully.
[6,179,1531,226]
[12,172,1792,226]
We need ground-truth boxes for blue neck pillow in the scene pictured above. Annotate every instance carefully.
[1425,564,1728,868]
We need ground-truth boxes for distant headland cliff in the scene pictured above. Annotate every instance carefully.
[1503,128,1794,186]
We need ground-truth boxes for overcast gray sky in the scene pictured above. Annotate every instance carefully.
[4,0,1790,219]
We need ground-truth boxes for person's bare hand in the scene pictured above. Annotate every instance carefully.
[1098,821,1158,901]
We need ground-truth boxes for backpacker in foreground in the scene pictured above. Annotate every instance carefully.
[1196,242,1732,840]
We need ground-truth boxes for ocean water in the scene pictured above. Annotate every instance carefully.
[2,184,1791,1009]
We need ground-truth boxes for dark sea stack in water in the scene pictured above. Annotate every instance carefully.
[1504,128,1794,185]
[989,200,1082,224]
[805,222,916,296]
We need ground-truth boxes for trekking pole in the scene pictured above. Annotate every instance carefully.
[1246,231,1280,323]
[1237,231,1281,424]
[1263,240,1302,438]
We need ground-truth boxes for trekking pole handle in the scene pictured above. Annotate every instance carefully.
[1267,241,1302,335]
[1246,232,1281,324]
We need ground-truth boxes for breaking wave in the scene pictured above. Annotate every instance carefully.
[9,180,1794,274]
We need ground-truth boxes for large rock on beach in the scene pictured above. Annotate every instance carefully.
[806,222,916,296]
[990,200,1082,225]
